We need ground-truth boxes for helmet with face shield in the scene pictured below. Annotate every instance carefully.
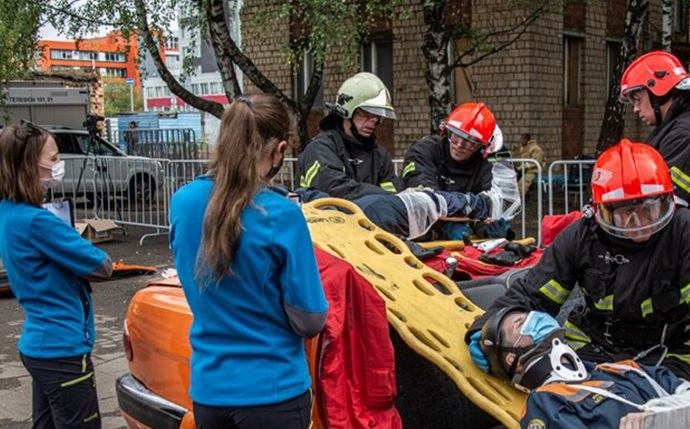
[591,139,675,241]
[332,72,396,120]
[443,102,502,157]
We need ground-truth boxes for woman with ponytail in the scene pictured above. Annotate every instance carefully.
[170,94,328,429]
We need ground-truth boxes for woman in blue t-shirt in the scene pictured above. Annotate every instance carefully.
[0,123,113,428]
[170,94,328,429]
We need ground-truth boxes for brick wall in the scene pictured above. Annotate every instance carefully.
[582,0,607,155]
[471,0,563,164]
[238,0,675,161]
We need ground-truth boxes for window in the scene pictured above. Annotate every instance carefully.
[50,49,73,60]
[165,36,179,50]
[192,83,200,95]
[146,87,154,98]
[104,52,126,62]
[200,83,209,95]
[76,51,97,61]
[155,86,163,98]
[563,36,582,106]
[165,54,180,70]
[361,38,394,98]
[606,41,621,97]
[450,39,474,104]
[53,134,81,154]
[294,52,324,108]
[103,68,127,78]
[210,82,219,94]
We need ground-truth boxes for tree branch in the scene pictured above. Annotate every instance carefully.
[134,0,224,118]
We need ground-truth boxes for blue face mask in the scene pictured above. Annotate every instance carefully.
[520,311,560,345]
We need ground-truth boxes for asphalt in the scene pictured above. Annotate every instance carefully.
[0,225,175,429]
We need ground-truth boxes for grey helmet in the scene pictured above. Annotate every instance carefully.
[332,72,396,120]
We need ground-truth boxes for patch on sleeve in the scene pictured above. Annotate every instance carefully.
[526,418,546,429]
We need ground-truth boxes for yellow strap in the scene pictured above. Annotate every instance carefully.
[304,198,524,429]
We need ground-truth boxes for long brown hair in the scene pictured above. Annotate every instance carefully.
[0,124,52,206]
[197,94,293,285]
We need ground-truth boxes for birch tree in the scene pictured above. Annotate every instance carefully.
[596,0,650,154]
[421,0,558,132]
[661,0,673,51]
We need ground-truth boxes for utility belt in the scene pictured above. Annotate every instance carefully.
[582,311,689,352]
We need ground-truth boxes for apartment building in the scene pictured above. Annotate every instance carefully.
[37,33,140,91]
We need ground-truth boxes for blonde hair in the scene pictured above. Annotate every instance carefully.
[197,94,293,285]
[0,125,52,206]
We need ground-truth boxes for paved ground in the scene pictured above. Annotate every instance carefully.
[0,225,174,429]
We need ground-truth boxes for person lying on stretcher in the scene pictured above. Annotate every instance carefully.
[477,306,690,429]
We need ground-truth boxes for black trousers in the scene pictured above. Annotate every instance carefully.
[193,389,311,429]
[20,353,101,429]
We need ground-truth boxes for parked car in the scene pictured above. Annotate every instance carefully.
[47,127,164,204]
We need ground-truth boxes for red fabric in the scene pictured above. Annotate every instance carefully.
[424,245,543,279]
[541,211,584,246]
[315,249,402,429]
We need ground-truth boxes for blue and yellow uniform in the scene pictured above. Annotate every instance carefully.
[522,360,686,429]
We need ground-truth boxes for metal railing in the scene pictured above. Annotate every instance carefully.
[50,154,600,246]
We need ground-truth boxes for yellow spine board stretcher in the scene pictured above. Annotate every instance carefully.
[303,198,526,429]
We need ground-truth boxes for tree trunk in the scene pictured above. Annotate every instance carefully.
[661,0,673,51]
[595,0,650,155]
[421,0,452,134]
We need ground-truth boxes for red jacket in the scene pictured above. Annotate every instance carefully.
[314,249,402,429]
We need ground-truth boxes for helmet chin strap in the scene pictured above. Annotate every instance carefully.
[349,118,366,140]
[347,118,376,144]
[651,95,664,126]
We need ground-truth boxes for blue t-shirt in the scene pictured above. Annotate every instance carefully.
[170,177,328,407]
[0,200,109,358]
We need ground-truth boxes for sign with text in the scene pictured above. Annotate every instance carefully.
[4,87,89,106]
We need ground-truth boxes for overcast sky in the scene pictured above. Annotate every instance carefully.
[39,22,111,41]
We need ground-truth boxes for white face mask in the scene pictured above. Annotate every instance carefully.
[39,160,65,189]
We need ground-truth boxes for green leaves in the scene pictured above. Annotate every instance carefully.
[0,0,42,84]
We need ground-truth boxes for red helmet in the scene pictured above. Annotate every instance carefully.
[620,51,690,100]
[592,139,675,240]
[444,102,498,148]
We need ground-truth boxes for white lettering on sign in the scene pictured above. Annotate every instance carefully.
[8,96,54,104]
[4,88,89,106]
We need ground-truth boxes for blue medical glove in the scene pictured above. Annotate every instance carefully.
[520,311,560,345]
[486,218,511,238]
[469,331,490,373]
[444,221,474,241]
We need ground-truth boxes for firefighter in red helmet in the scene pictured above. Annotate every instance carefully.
[402,102,502,193]
[620,50,690,205]
[467,139,690,381]
[401,102,519,240]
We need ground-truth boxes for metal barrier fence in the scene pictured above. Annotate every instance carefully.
[547,159,596,216]
[53,154,598,246]
[124,128,211,160]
